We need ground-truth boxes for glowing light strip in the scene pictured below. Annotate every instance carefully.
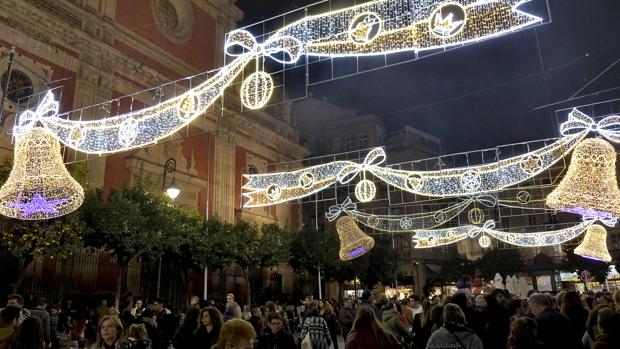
[257,0,542,59]
[18,54,254,154]
[413,219,594,248]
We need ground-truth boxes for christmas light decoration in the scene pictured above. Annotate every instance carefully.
[0,127,84,220]
[573,224,612,262]
[413,219,594,248]
[546,138,620,221]
[325,196,488,231]
[243,119,587,207]
[336,216,375,261]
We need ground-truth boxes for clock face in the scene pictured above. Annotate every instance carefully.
[1,70,33,103]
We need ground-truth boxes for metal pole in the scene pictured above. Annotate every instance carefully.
[318,267,322,299]
[0,46,16,127]
[203,267,208,300]
[157,158,176,298]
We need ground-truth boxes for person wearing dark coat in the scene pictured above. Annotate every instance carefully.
[172,307,199,349]
[528,293,573,348]
[194,307,223,349]
[426,304,483,349]
[339,299,354,339]
[140,310,162,349]
[256,312,296,349]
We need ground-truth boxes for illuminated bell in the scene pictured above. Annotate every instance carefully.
[546,138,620,220]
[336,216,375,261]
[0,128,84,220]
[574,224,612,262]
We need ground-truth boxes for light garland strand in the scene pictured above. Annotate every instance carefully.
[413,219,594,248]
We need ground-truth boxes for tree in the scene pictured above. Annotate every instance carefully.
[476,249,523,280]
[561,246,610,285]
[0,213,84,292]
[438,253,476,284]
[0,158,84,292]
[229,221,291,306]
[81,185,183,307]
[354,235,400,289]
[289,225,341,278]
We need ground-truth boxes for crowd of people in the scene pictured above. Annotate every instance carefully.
[0,285,619,349]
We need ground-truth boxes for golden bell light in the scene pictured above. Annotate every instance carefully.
[546,138,620,220]
[574,224,612,262]
[336,216,375,261]
[0,128,84,220]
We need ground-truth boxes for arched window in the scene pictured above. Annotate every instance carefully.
[358,133,368,149]
[332,137,341,153]
[344,135,355,151]
[1,70,33,103]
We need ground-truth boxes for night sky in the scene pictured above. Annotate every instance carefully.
[234,0,620,153]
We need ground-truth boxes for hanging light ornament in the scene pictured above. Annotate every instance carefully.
[336,216,375,261]
[240,56,274,110]
[0,128,84,220]
[546,138,620,221]
[574,224,612,262]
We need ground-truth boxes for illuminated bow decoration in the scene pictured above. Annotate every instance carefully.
[470,195,498,207]
[325,197,358,222]
[225,30,304,64]
[467,220,496,238]
[560,109,620,143]
[337,148,387,184]
[583,213,617,228]
[14,91,59,136]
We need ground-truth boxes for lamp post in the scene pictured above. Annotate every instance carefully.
[156,158,179,298]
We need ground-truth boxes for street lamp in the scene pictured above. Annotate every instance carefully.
[157,158,180,298]
[163,158,179,200]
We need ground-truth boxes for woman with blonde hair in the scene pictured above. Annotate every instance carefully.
[92,315,124,349]
[119,324,151,349]
[210,319,256,349]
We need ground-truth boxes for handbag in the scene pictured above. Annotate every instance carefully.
[301,333,313,349]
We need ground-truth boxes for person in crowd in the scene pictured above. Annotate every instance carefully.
[491,289,508,309]
[152,299,174,349]
[93,315,123,349]
[430,296,440,306]
[450,292,485,342]
[507,299,527,322]
[96,300,110,321]
[225,294,242,320]
[583,304,611,349]
[591,307,620,349]
[5,295,31,323]
[507,316,541,349]
[173,307,199,349]
[130,300,143,320]
[140,310,161,349]
[344,305,402,349]
[556,291,567,311]
[0,306,22,349]
[321,302,340,349]
[426,304,483,349]
[381,302,411,347]
[413,302,434,349]
[455,275,471,295]
[242,306,251,321]
[527,292,572,348]
[9,317,44,349]
[49,304,63,349]
[29,297,50,347]
[411,300,429,333]
[223,303,238,322]
[474,295,487,312]
[561,290,590,347]
[428,304,443,335]
[256,312,296,349]
[300,301,332,349]
[409,295,422,319]
[277,310,291,334]
[248,307,264,335]
[400,299,413,331]
[339,298,354,339]
[357,290,380,319]
[613,290,620,312]
[481,294,509,349]
[195,307,223,349]
[211,319,256,349]
[119,324,151,349]
[189,296,200,309]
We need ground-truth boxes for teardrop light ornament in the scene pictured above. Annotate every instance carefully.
[240,71,274,110]
[546,138,620,221]
[336,216,375,261]
[0,128,84,220]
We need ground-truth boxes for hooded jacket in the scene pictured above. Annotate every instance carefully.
[381,309,410,345]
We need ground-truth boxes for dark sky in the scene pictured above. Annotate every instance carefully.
[234,0,620,153]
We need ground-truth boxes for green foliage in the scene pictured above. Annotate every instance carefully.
[289,225,341,276]
[561,247,610,282]
[476,248,523,280]
[354,235,400,288]
[229,220,291,271]
[439,253,476,283]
